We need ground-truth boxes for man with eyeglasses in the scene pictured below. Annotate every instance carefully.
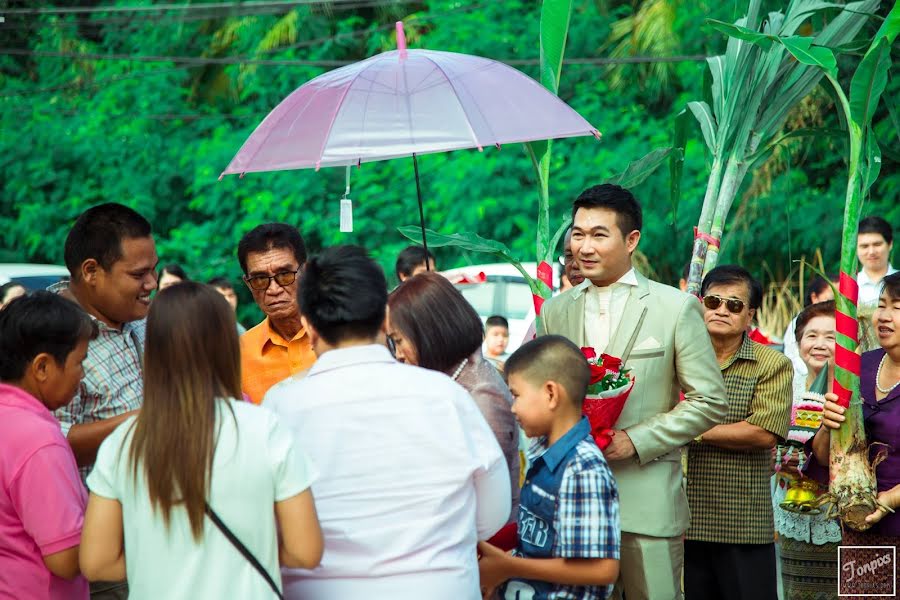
[237,223,316,404]
[685,264,793,600]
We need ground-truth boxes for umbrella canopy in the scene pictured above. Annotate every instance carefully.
[221,45,598,176]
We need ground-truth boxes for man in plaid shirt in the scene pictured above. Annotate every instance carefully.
[479,336,620,600]
[52,203,158,600]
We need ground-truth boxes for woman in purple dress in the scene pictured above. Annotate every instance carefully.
[811,272,900,595]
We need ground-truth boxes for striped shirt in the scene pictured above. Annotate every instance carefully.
[686,335,792,544]
[54,318,145,480]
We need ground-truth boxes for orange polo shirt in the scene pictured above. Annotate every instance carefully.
[239,318,316,405]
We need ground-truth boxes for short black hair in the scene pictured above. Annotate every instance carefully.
[159,263,189,282]
[207,277,234,291]
[486,315,509,330]
[805,273,837,307]
[681,261,691,282]
[572,184,642,236]
[858,216,893,245]
[64,203,152,279]
[299,245,387,345]
[395,245,436,280]
[700,264,763,310]
[505,335,590,408]
[0,282,26,304]
[237,223,307,275]
[882,271,900,302]
[0,291,97,381]
[795,300,835,343]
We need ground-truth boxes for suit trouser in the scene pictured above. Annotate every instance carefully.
[684,540,777,600]
[610,532,684,600]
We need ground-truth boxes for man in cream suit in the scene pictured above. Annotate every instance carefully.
[537,184,728,600]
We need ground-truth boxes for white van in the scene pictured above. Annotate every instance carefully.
[0,264,70,291]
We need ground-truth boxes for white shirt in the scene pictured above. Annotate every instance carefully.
[580,268,639,353]
[264,344,510,600]
[857,264,897,311]
[87,399,317,600]
[782,315,807,378]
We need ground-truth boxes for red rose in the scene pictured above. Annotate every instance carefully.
[588,363,606,385]
[581,347,598,360]
[600,353,622,373]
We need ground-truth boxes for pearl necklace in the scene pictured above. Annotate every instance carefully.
[875,353,900,394]
[451,358,468,381]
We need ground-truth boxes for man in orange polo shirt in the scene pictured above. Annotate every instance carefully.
[237,223,317,404]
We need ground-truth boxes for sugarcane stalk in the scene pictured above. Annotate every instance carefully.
[686,154,725,296]
[702,156,748,279]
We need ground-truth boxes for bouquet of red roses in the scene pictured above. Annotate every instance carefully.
[580,347,635,450]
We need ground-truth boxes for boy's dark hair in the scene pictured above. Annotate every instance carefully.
[700,264,763,310]
[207,277,234,291]
[159,263,189,282]
[237,223,307,275]
[387,273,484,373]
[64,203,152,279]
[0,291,98,381]
[299,245,387,345]
[0,282,26,304]
[572,184,642,236]
[486,315,509,330]
[395,245,435,280]
[858,216,893,245]
[681,261,691,282]
[882,272,900,303]
[804,273,837,307]
[794,300,836,344]
[505,335,590,408]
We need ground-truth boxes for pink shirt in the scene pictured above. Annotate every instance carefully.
[0,383,89,600]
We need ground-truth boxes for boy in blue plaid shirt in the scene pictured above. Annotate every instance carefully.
[478,335,620,600]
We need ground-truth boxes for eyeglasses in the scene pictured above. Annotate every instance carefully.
[243,269,300,291]
[703,294,746,314]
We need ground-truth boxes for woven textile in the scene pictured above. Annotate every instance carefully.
[686,335,793,544]
[779,537,838,600]
[54,318,145,481]
[839,530,900,599]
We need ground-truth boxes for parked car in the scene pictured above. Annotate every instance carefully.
[442,262,560,354]
[0,263,70,291]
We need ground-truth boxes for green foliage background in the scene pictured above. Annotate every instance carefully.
[1,0,898,325]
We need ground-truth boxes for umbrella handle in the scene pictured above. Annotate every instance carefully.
[413,153,429,270]
[396,22,408,60]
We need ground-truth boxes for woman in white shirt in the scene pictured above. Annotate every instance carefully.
[79,282,323,599]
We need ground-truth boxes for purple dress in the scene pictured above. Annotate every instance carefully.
[806,349,900,536]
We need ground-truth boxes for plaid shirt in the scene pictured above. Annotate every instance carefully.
[54,318,145,480]
[686,335,792,544]
[507,418,619,600]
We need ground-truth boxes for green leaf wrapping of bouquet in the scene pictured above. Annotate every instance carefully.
[397,226,553,299]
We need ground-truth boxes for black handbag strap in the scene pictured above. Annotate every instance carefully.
[205,503,284,600]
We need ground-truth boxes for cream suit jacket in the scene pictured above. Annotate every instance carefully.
[537,271,727,537]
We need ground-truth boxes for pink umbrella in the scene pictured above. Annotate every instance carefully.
[221,23,599,254]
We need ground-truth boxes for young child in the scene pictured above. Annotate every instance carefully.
[0,292,97,600]
[484,315,511,370]
[478,335,620,600]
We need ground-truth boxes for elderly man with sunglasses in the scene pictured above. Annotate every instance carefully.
[684,264,793,600]
[237,223,316,404]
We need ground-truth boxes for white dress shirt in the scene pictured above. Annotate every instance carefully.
[858,264,897,311]
[264,344,510,600]
[581,268,639,353]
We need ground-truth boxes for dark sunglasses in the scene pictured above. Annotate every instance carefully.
[243,269,300,291]
[703,294,746,314]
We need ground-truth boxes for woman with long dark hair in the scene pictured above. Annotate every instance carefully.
[80,282,322,598]
[387,272,520,522]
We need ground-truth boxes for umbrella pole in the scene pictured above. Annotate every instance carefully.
[412,153,430,270]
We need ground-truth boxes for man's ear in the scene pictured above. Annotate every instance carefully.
[625,230,641,254]
[80,259,101,285]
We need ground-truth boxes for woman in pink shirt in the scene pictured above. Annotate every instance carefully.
[0,292,97,600]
